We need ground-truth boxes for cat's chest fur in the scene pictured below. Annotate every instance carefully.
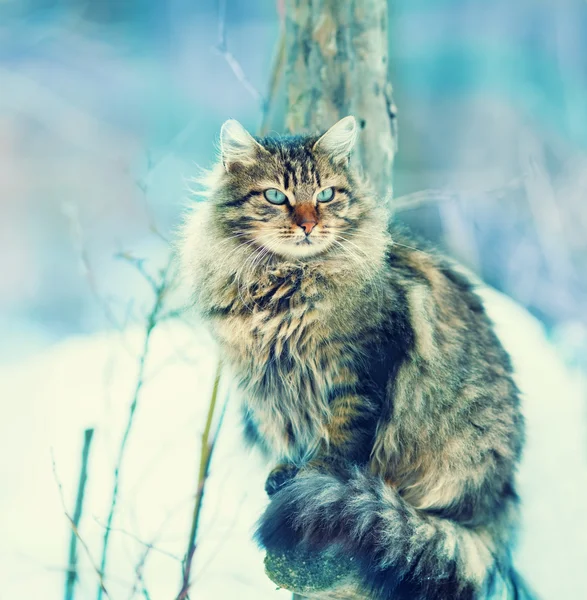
[209,264,362,461]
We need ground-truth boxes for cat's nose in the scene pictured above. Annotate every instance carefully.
[299,220,317,235]
[294,204,318,235]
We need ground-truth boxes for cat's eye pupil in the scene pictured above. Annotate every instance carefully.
[264,188,287,205]
[317,187,334,202]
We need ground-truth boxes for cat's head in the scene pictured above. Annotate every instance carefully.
[199,116,381,260]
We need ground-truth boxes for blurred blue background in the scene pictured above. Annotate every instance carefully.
[1,0,586,369]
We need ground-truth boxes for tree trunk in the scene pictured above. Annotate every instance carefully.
[264,1,398,598]
[284,0,398,202]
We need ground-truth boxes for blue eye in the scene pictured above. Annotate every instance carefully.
[264,188,287,205]
[317,187,334,202]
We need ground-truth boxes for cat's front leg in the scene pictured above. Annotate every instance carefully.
[265,457,347,497]
[264,391,378,496]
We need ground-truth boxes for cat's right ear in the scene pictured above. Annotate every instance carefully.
[220,120,265,172]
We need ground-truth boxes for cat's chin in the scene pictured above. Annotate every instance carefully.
[271,239,333,260]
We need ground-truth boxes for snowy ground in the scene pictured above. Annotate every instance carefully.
[1,288,586,600]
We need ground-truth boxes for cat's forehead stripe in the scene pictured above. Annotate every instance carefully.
[257,135,328,191]
[314,165,321,188]
[283,145,318,188]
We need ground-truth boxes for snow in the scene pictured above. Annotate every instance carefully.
[1,288,586,599]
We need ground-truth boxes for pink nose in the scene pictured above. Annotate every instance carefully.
[300,221,317,235]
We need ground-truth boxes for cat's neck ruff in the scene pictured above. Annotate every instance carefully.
[212,223,389,287]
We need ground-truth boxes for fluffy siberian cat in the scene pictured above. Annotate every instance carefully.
[179,117,529,599]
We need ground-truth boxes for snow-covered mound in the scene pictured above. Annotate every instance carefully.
[0,289,585,599]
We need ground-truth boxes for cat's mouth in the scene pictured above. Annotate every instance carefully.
[259,233,333,259]
[284,238,333,258]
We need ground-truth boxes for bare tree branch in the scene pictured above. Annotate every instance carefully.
[97,256,175,600]
[260,27,286,136]
[92,519,183,563]
[64,428,95,600]
[176,360,223,600]
[391,176,525,213]
[214,0,265,108]
[62,200,122,331]
[128,544,153,600]
[52,446,110,599]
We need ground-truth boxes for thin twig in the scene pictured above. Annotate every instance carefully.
[259,27,286,136]
[116,494,194,600]
[135,176,170,245]
[128,543,154,600]
[391,176,525,213]
[93,518,183,562]
[114,252,159,290]
[214,0,265,108]
[97,257,173,600]
[190,390,233,579]
[65,428,95,600]
[62,200,121,330]
[176,360,223,600]
[52,445,110,599]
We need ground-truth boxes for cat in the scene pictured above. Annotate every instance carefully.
[179,116,529,599]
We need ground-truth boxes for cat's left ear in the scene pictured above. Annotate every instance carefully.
[220,119,266,172]
[313,116,358,164]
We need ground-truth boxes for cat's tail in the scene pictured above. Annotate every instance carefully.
[256,468,532,600]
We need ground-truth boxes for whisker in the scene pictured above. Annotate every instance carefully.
[333,235,387,314]
[233,232,281,310]
[389,241,433,258]
[213,237,259,274]
[338,229,433,259]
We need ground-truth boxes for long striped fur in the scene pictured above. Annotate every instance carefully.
[179,117,529,599]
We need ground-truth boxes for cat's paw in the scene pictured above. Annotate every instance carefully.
[265,463,299,496]
[256,495,305,554]
[256,470,347,554]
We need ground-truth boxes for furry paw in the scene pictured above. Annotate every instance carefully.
[265,463,300,496]
[256,470,347,554]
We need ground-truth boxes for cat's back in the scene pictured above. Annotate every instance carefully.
[384,229,502,347]
[373,229,524,500]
